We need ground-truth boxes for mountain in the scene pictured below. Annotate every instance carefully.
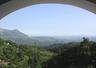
[0,28,29,39]
[1,28,95,46]
[30,36,65,46]
[0,28,65,46]
[0,28,35,45]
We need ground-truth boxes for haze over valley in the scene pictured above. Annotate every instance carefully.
[0,28,82,46]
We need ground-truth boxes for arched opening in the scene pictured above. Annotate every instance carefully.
[1,4,96,37]
[0,3,96,68]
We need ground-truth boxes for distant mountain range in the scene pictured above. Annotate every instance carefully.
[0,28,96,46]
[0,28,36,45]
[0,28,64,46]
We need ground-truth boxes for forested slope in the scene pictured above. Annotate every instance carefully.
[43,38,96,68]
[0,38,54,68]
[1,37,96,68]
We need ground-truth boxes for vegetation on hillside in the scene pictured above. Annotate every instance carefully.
[43,37,96,68]
[1,37,96,68]
[0,38,54,68]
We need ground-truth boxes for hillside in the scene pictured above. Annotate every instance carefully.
[0,28,63,46]
[43,38,96,68]
[0,38,54,68]
[0,28,84,47]
[1,36,96,68]
[0,28,35,45]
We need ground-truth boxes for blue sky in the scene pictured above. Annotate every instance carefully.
[0,4,96,36]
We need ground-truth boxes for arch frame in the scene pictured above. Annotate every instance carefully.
[0,0,96,19]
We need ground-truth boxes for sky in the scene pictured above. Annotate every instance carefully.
[0,4,96,36]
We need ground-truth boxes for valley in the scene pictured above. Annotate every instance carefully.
[0,28,96,68]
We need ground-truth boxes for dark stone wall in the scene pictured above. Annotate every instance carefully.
[0,0,11,5]
[87,0,96,4]
[0,0,96,6]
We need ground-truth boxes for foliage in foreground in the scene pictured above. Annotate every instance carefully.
[1,37,96,68]
[0,38,54,68]
[43,38,96,68]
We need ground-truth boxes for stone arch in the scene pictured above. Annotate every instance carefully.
[0,0,96,19]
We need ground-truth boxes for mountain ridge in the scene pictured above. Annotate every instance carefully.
[0,28,96,46]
